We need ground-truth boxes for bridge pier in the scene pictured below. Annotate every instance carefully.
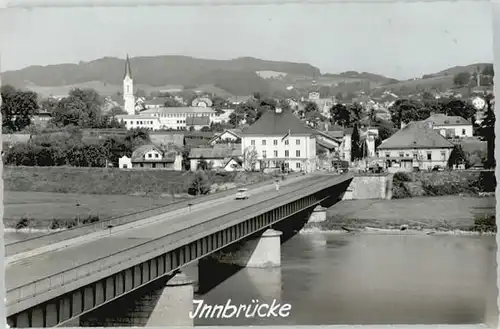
[213,228,283,268]
[308,205,327,223]
[80,272,195,327]
[146,272,195,327]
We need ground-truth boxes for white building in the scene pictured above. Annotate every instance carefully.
[140,107,217,130]
[123,55,135,115]
[209,129,242,146]
[424,113,473,138]
[241,108,317,172]
[377,121,455,172]
[116,115,161,130]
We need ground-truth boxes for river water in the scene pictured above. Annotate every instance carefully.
[195,232,497,326]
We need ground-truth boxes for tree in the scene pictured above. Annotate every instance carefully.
[330,104,351,127]
[304,101,318,113]
[482,64,494,77]
[349,103,364,123]
[50,88,104,128]
[187,171,211,196]
[109,106,127,117]
[479,95,495,169]
[197,156,208,170]
[164,97,184,107]
[124,128,151,151]
[389,99,429,128]
[447,144,468,168]
[243,146,258,171]
[350,124,363,161]
[440,99,475,122]
[1,85,39,132]
[453,72,471,87]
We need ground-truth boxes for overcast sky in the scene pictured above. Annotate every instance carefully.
[0,1,494,80]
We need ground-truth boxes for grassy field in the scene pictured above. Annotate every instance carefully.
[3,191,180,229]
[311,195,496,231]
[4,166,271,196]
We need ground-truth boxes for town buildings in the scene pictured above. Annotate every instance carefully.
[240,107,317,172]
[376,121,455,172]
[423,113,474,138]
[118,144,182,170]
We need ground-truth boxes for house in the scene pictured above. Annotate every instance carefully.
[119,144,182,170]
[211,109,234,124]
[424,113,473,138]
[191,97,213,108]
[315,124,352,163]
[116,115,161,130]
[223,157,244,172]
[31,111,52,127]
[376,121,455,172]
[186,116,210,131]
[188,144,242,171]
[209,129,243,146]
[241,107,317,172]
[140,107,217,130]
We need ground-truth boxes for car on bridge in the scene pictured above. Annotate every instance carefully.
[235,188,249,200]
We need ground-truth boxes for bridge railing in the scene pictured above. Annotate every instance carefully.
[7,174,353,312]
[5,173,305,256]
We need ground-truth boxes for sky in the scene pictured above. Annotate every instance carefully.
[0,1,495,80]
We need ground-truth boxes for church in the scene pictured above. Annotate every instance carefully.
[115,55,218,131]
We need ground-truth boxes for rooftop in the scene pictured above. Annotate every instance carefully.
[189,146,242,159]
[186,116,210,126]
[424,113,471,126]
[378,121,454,150]
[141,107,215,114]
[131,144,176,162]
[242,109,315,136]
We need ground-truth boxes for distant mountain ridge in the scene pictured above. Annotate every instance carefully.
[1,55,492,97]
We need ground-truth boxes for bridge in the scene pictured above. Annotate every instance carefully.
[5,172,354,328]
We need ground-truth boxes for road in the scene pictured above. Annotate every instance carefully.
[6,173,312,264]
[6,174,331,291]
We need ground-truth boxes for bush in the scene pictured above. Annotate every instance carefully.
[15,217,30,229]
[49,218,65,229]
[81,215,100,225]
[187,170,211,196]
[393,172,411,182]
[473,214,496,232]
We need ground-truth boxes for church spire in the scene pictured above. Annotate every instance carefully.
[124,54,132,79]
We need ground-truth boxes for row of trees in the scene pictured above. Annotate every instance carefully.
[1,85,127,133]
[3,127,151,167]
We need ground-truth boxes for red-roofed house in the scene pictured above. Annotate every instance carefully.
[241,108,317,172]
[377,121,454,172]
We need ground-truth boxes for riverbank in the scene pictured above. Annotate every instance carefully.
[304,195,496,233]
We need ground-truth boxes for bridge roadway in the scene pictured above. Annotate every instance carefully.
[6,173,309,264]
[6,172,308,258]
[6,173,353,325]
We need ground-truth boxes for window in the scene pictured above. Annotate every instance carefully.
[296,139,300,145]
[296,162,301,169]
[413,152,418,159]
[251,140,255,146]
[152,163,156,168]
[140,163,144,168]
[155,153,159,158]
[386,153,390,158]
[274,150,278,157]
[262,150,267,158]
[148,154,152,158]
[262,140,267,146]
[285,150,289,157]
[296,150,301,157]
[462,129,466,135]
[285,140,289,146]
[273,139,278,146]
[441,151,446,160]
[399,152,404,158]
[427,152,432,160]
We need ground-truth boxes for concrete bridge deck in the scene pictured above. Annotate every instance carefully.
[6,173,353,326]
[6,172,308,257]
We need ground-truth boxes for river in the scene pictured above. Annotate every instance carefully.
[195,232,497,326]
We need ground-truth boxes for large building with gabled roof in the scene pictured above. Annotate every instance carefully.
[377,121,454,172]
[240,107,317,172]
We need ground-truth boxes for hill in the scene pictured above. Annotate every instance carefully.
[2,55,399,98]
[2,56,320,97]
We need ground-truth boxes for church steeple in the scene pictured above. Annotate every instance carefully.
[124,54,132,79]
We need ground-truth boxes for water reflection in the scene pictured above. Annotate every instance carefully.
[196,233,497,326]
